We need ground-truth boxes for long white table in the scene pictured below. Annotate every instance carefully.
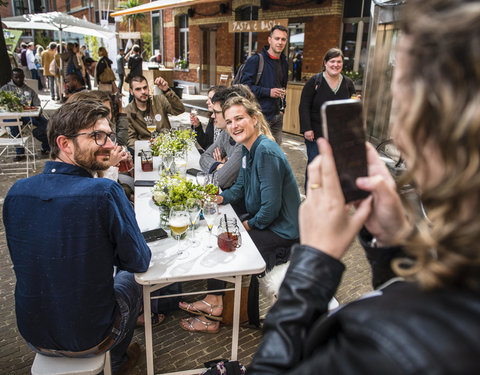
[133,140,266,375]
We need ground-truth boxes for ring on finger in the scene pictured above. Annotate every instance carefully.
[310,183,322,190]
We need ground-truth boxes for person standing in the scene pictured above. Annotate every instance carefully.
[26,42,43,90]
[126,45,143,102]
[126,75,184,148]
[240,25,288,145]
[96,47,116,93]
[299,48,355,187]
[3,99,151,374]
[42,42,57,100]
[116,48,126,95]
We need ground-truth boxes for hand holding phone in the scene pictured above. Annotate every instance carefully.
[321,99,370,203]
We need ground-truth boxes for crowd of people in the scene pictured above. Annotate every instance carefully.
[4,0,480,373]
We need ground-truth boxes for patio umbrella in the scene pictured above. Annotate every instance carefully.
[3,12,117,96]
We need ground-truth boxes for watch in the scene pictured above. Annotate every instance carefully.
[162,87,170,94]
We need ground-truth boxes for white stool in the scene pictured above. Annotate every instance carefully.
[31,351,112,375]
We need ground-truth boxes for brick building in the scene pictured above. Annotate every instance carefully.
[113,0,370,93]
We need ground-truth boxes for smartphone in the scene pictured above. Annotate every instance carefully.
[142,228,168,243]
[186,168,202,176]
[321,99,370,203]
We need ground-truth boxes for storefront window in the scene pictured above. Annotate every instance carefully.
[178,14,189,65]
[234,6,259,72]
[342,0,371,84]
[288,23,304,81]
[152,11,160,55]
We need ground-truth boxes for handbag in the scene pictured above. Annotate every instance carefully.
[201,359,246,375]
[49,58,59,75]
[99,66,116,84]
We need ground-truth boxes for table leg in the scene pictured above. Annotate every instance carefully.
[144,286,154,375]
[231,276,241,360]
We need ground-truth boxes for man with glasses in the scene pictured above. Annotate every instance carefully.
[3,100,151,375]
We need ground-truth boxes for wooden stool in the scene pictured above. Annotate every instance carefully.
[31,351,111,375]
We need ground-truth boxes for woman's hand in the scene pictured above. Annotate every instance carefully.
[214,195,224,205]
[299,138,372,259]
[190,113,200,127]
[242,220,251,231]
[109,145,129,167]
[304,130,315,142]
[355,143,410,246]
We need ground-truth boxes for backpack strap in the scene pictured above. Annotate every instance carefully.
[255,53,264,86]
[314,72,323,91]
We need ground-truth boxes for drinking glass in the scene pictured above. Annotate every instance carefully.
[186,198,201,247]
[118,146,134,173]
[202,201,219,248]
[169,205,190,257]
[196,172,208,186]
[146,117,156,137]
[207,174,220,195]
[162,154,174,175]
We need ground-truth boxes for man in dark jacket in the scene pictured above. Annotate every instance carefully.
[240,25,288,144]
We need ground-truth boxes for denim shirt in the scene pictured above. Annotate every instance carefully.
[3,161,151,351]
[221,135,300,240]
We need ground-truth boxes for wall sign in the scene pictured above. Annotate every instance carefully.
[228,19,288,33]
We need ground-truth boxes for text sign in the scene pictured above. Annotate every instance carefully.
[228,19,288,33]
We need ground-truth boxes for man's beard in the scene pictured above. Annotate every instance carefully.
[74,147,111,172]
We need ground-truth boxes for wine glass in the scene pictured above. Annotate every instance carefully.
[169,205,190,257]
[146,117,156,137]
[207,174,220,195]
[162,154,174,175]
[186,198,202,247]
[202,201,218,248]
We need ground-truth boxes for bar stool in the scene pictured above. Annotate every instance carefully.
[31,351,111,375]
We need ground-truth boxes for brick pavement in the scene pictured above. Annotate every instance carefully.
[0,101,372,374]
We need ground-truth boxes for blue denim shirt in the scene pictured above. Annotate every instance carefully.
[221,135,300,240]
[3,161,151,351]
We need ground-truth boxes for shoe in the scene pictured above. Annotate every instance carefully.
[113,342,140,375]
[13,155,26,162]
[180,316,220,334]
[136,313,165,327]
[179,299,223,321]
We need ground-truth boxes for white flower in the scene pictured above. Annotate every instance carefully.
[153,191,167,204]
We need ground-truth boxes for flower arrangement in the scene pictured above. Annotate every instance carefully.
[174,57,188,70]
[152,173,219,210]
[150,128,196,157]
[0,91,23,112]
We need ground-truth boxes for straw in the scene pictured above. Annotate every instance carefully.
[224,214,230,238]
[224,214,232,251]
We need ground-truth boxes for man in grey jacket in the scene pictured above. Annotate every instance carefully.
[199,87,244,190]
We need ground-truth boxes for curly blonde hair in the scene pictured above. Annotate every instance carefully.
[222,95,274,141]
[394,0,480,290]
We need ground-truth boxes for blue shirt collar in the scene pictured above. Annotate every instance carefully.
[43,161,93,178]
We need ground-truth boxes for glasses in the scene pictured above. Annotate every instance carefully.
[67,131,117,146]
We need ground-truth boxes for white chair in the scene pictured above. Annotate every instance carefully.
[0,118,36,176]
[31,351,112,375]
[219,74,229,85]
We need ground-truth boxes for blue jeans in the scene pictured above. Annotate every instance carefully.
[9,116,50,153]
[30,69,43,90]
[28,271,142,373]
[304,138,319,189]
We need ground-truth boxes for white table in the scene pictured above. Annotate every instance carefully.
[133,141,266,375]
[134,140,201,182]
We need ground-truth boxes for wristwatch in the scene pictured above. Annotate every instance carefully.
[162,87,170,94]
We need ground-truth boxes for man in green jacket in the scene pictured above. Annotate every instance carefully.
[126,75,184,148]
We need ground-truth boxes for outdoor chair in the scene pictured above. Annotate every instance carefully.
[0,118,36,176]
[31,351,111,375]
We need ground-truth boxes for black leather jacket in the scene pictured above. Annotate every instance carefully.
[248,231,480,374]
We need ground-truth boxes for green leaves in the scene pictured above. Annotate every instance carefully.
[150,129,196,157]
[0,91,23,112]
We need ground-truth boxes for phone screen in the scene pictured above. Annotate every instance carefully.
[321,99,370,203]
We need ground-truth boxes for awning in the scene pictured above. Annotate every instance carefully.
[111,0,219,17]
